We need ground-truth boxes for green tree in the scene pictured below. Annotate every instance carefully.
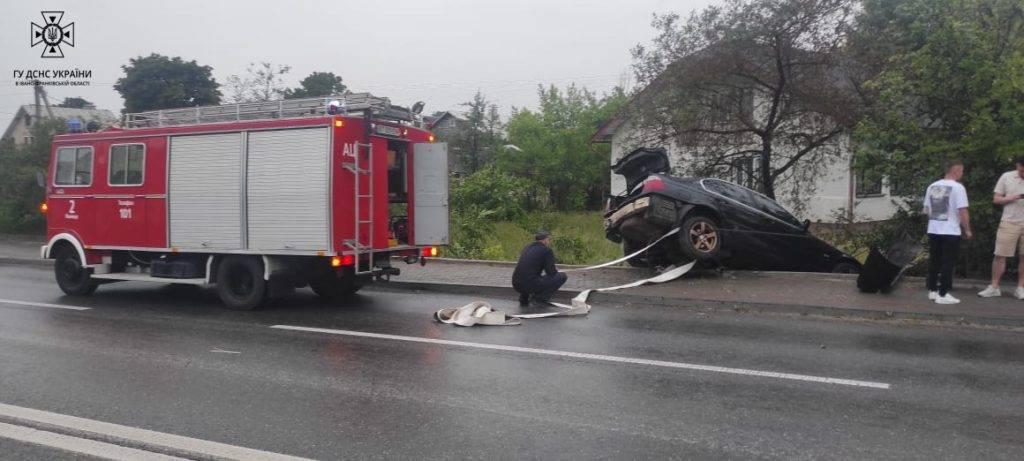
[630,0,862,201]
[853,0,1024,275]
[57,97,93,108]
[225,62,292,103]
[283,71,347,99]
[450,91,503,174]
[0,119,66,233]
[498,84,626,211]
[114,54,221,112]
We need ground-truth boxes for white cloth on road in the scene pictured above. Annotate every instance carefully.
[434,301,522,327]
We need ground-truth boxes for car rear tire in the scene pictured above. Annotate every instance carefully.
[622,239,652,268]
[215,256,267,310]
[309,274,362,301]
[680,215,721,261]
[831,260,860,274]
[54,246,97,296]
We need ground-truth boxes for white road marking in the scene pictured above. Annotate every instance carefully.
[0,403,313,461]
[0,298,91,311]
[271,325,892,390]
[0,421,184,460]
[210,348,241,354]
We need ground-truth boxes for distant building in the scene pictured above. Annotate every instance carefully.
[424,111,469,175]
[2,104,117,146]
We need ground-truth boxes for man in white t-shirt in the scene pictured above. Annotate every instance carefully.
[923,159,972,304]
[978,156,1024,299]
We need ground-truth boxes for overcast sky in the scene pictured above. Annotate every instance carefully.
[1,0,711,124]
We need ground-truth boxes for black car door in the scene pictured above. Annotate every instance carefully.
[700,179,779,269]
[747,195,830,271]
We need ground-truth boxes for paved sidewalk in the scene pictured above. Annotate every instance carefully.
[391,258,1024,327]
[0,234,42,263]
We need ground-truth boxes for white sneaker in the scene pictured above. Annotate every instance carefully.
[928,291,939,300]
[1015,287,1024,300]
[978,286,1001,298]
[935,293,961,304]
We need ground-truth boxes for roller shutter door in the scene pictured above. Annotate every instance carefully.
[168,133,243,250]
[246,128,330,251]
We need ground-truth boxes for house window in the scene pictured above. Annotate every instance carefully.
[23,136,34,144]
[24,114,31,127]
[54,147,93,186]
[888,176,916,197]
[109,144,145,186]
[856,170,883,197]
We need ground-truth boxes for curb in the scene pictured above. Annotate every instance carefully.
[371,281,1024,328]
[0,256,49,268]
[423,257,995,291]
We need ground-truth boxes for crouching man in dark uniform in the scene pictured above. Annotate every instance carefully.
[512,231,568,307]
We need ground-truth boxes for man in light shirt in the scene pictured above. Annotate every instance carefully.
[923,159,972,304]
[978,157,1024,298]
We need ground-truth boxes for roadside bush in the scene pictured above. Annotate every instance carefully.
[825,206,929,274]
[450,166,542,221]
[0,119,64,234]
[551,235,593,265]
[446,207,495,259]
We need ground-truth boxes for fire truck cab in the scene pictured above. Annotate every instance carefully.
[41,93,449,310]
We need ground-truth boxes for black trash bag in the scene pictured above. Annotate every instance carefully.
[857,237,921,294]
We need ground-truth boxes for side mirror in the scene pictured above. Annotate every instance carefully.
[802,219,812,232]
[35,171,45,188]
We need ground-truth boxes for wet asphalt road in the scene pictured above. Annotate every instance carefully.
[0,263,1022,460]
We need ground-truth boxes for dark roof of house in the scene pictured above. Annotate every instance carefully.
[2,104,117,140]
[424,111,467,130]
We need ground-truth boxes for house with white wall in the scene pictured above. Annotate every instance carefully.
[591,62,901,224]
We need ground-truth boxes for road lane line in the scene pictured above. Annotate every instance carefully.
[0,421,184,460]
[271,325,892,390]
[0,403,313,461]
[0,298,91,311]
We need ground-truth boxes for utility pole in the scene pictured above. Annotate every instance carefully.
[33,82,55,118]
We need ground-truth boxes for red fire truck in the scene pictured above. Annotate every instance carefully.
[40,93,449,310]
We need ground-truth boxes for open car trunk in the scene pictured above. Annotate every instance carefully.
[612,147,671,192]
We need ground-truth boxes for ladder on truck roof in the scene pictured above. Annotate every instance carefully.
[343,141,375,275]
[121,93,417,129]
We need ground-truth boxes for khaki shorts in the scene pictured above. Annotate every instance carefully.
[994,220,1024,257]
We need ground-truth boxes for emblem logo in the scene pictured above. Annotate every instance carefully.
[31,11,75,58]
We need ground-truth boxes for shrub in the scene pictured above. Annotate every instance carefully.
[0,120,64,234]
[446,207,495,259]
[551,235,593,265]
[451,166,541,221]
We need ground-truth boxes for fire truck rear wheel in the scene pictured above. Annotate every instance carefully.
[309,275,361,301]
[215,256,268,310]
[54,246,97,296]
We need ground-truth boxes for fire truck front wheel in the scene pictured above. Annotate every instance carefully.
[54,246,97,296]
[215,256,268,310]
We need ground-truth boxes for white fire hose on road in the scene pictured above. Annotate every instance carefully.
[434,227,694,327]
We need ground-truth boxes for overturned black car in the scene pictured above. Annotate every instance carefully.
[604,147,861,273]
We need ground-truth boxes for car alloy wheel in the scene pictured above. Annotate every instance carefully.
[689,221,718,254]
